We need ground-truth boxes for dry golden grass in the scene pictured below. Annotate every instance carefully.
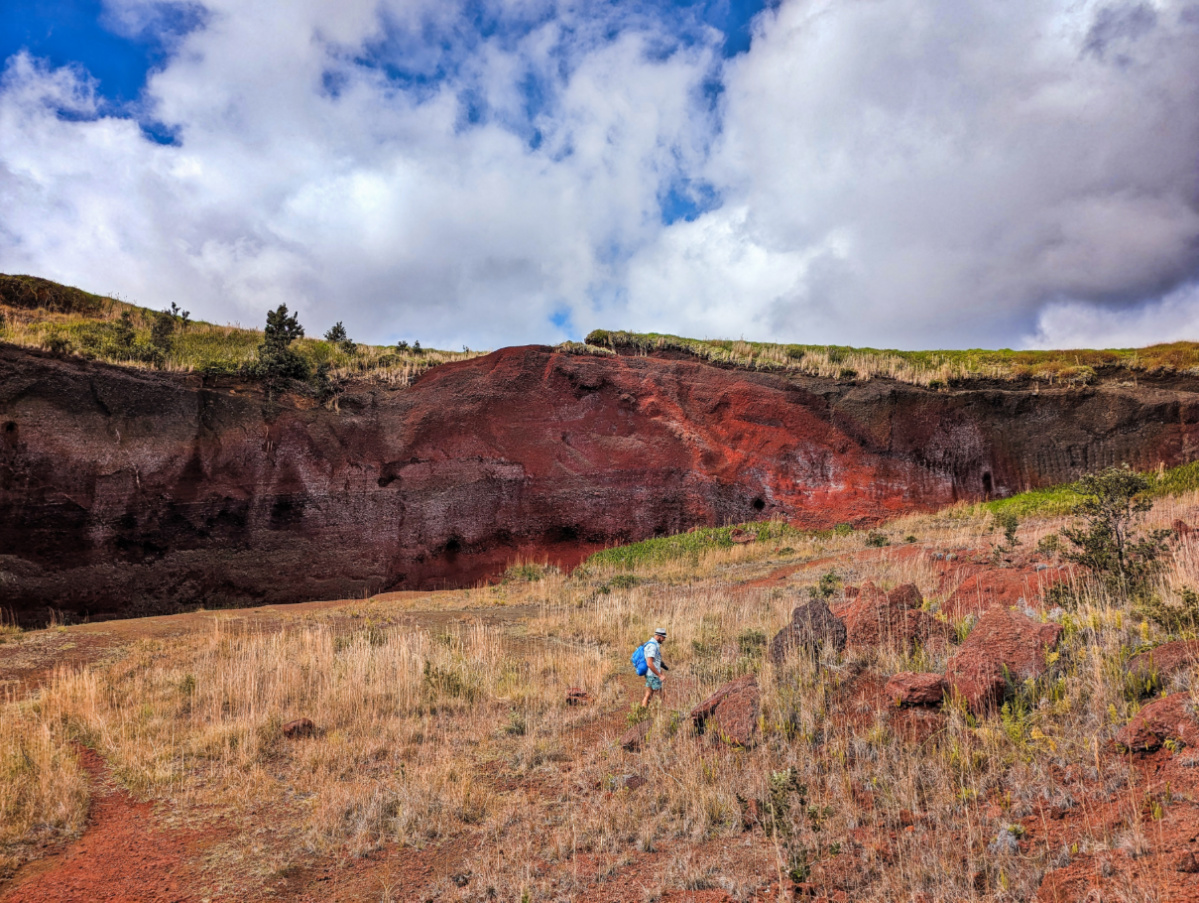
[3,495,1199,898]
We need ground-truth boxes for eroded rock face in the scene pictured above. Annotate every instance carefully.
[946,609,1064,714]
[1115,694,1199,752]
[4,341,1199,621]
[768,600,847,664]
[691,674,760,747]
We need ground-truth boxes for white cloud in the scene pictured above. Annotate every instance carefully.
[2,0,1199,349]
[621,0,1199,347]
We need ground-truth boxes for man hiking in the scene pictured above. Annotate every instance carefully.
[640,628,668,707]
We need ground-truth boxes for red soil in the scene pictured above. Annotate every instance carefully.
[1,748,209,903]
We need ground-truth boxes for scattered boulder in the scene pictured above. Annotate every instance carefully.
[946,608,1063,714]
[282,718,316,739]
[565,687,592,706]
[730,528,758,544]
[945,658,1008,715]
[768,600,847,664]
[1126,640,1199,684]
[691,674,760,747]
[607,773,647,791]
[840,582,946,651]
[884,672,948,707]
[620,719,650,752]
[1115,694,1199,752]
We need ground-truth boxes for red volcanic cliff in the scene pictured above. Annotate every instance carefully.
[2,342,1198,621]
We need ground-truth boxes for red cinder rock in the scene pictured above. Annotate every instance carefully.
[946,608,1063,714]
[691,675,760,747]
[730,528,757,544]
[885,672,948,707]
[841,583,946,651]
[768,600,847,664]
[620,720,650,752]
[565,687,592,706]
[1126,640,1199,683]
[1115,694,1199,752]
[282,718,316,739]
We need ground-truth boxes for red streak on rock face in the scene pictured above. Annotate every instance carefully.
[3,343,1199,620]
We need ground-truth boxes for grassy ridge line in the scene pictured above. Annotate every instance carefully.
[584,328,1199,387]
[0,273,484,385]
[587,460,1199,570]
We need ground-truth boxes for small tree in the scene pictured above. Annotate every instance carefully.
[1059,465,1170,593]
[324,321,356,354]
[168,302,191,329]
[256,305,309,407]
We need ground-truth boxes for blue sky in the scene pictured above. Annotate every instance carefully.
[2,1,1198,350]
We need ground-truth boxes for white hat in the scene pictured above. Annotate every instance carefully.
[654,628,667,636]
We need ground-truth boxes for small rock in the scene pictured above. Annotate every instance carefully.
[884,672,948,707]
[450,872,471,888]
[1115,693,1199,752]
[1174,851,1199,873]
[768,599,847,664]
[730,528,758,544]
[282,718,316,739]
[620,719,650,752]
[608,773,646,791]
[565,687,592,706]
[691,674,760,747]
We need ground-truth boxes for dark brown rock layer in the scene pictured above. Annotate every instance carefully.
[3,342,1199,622]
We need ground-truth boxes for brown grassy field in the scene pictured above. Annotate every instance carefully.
[3,488,1199,901]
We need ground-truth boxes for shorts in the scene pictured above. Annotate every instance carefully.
[645,673,663,691]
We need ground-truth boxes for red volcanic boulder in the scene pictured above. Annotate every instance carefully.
[566,687,592,706]
[1173,519,1193,538]
[730,528,758,544]
[946,609,1063,714]
[1126,640,1199,684]
[885,672,948,707]
[841,583,946,651]
[1115,694,1199,752]
[768,600,847,664]
[942,566,1068,619]
[282,718,316,739]
[620,720,651,752]
[691,675,760,747]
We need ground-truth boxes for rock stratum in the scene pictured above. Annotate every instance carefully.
[2,342,1198,622]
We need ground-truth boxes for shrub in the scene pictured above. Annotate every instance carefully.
[993,510,1020,549]
[1059,465,1170,595]
[865,531,889,548]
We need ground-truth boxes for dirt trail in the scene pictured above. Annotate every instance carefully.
[0,748,214,903]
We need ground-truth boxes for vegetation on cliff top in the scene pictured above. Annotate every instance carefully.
[7,273,1199,389]
[0,274,483,387]
[584,328,1199,386]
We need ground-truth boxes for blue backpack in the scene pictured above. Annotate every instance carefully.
[631,643,648,676]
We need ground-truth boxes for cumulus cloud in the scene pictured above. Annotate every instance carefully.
[1,0,1198,349]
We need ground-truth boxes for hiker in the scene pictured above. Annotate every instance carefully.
[640,628,668,707]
